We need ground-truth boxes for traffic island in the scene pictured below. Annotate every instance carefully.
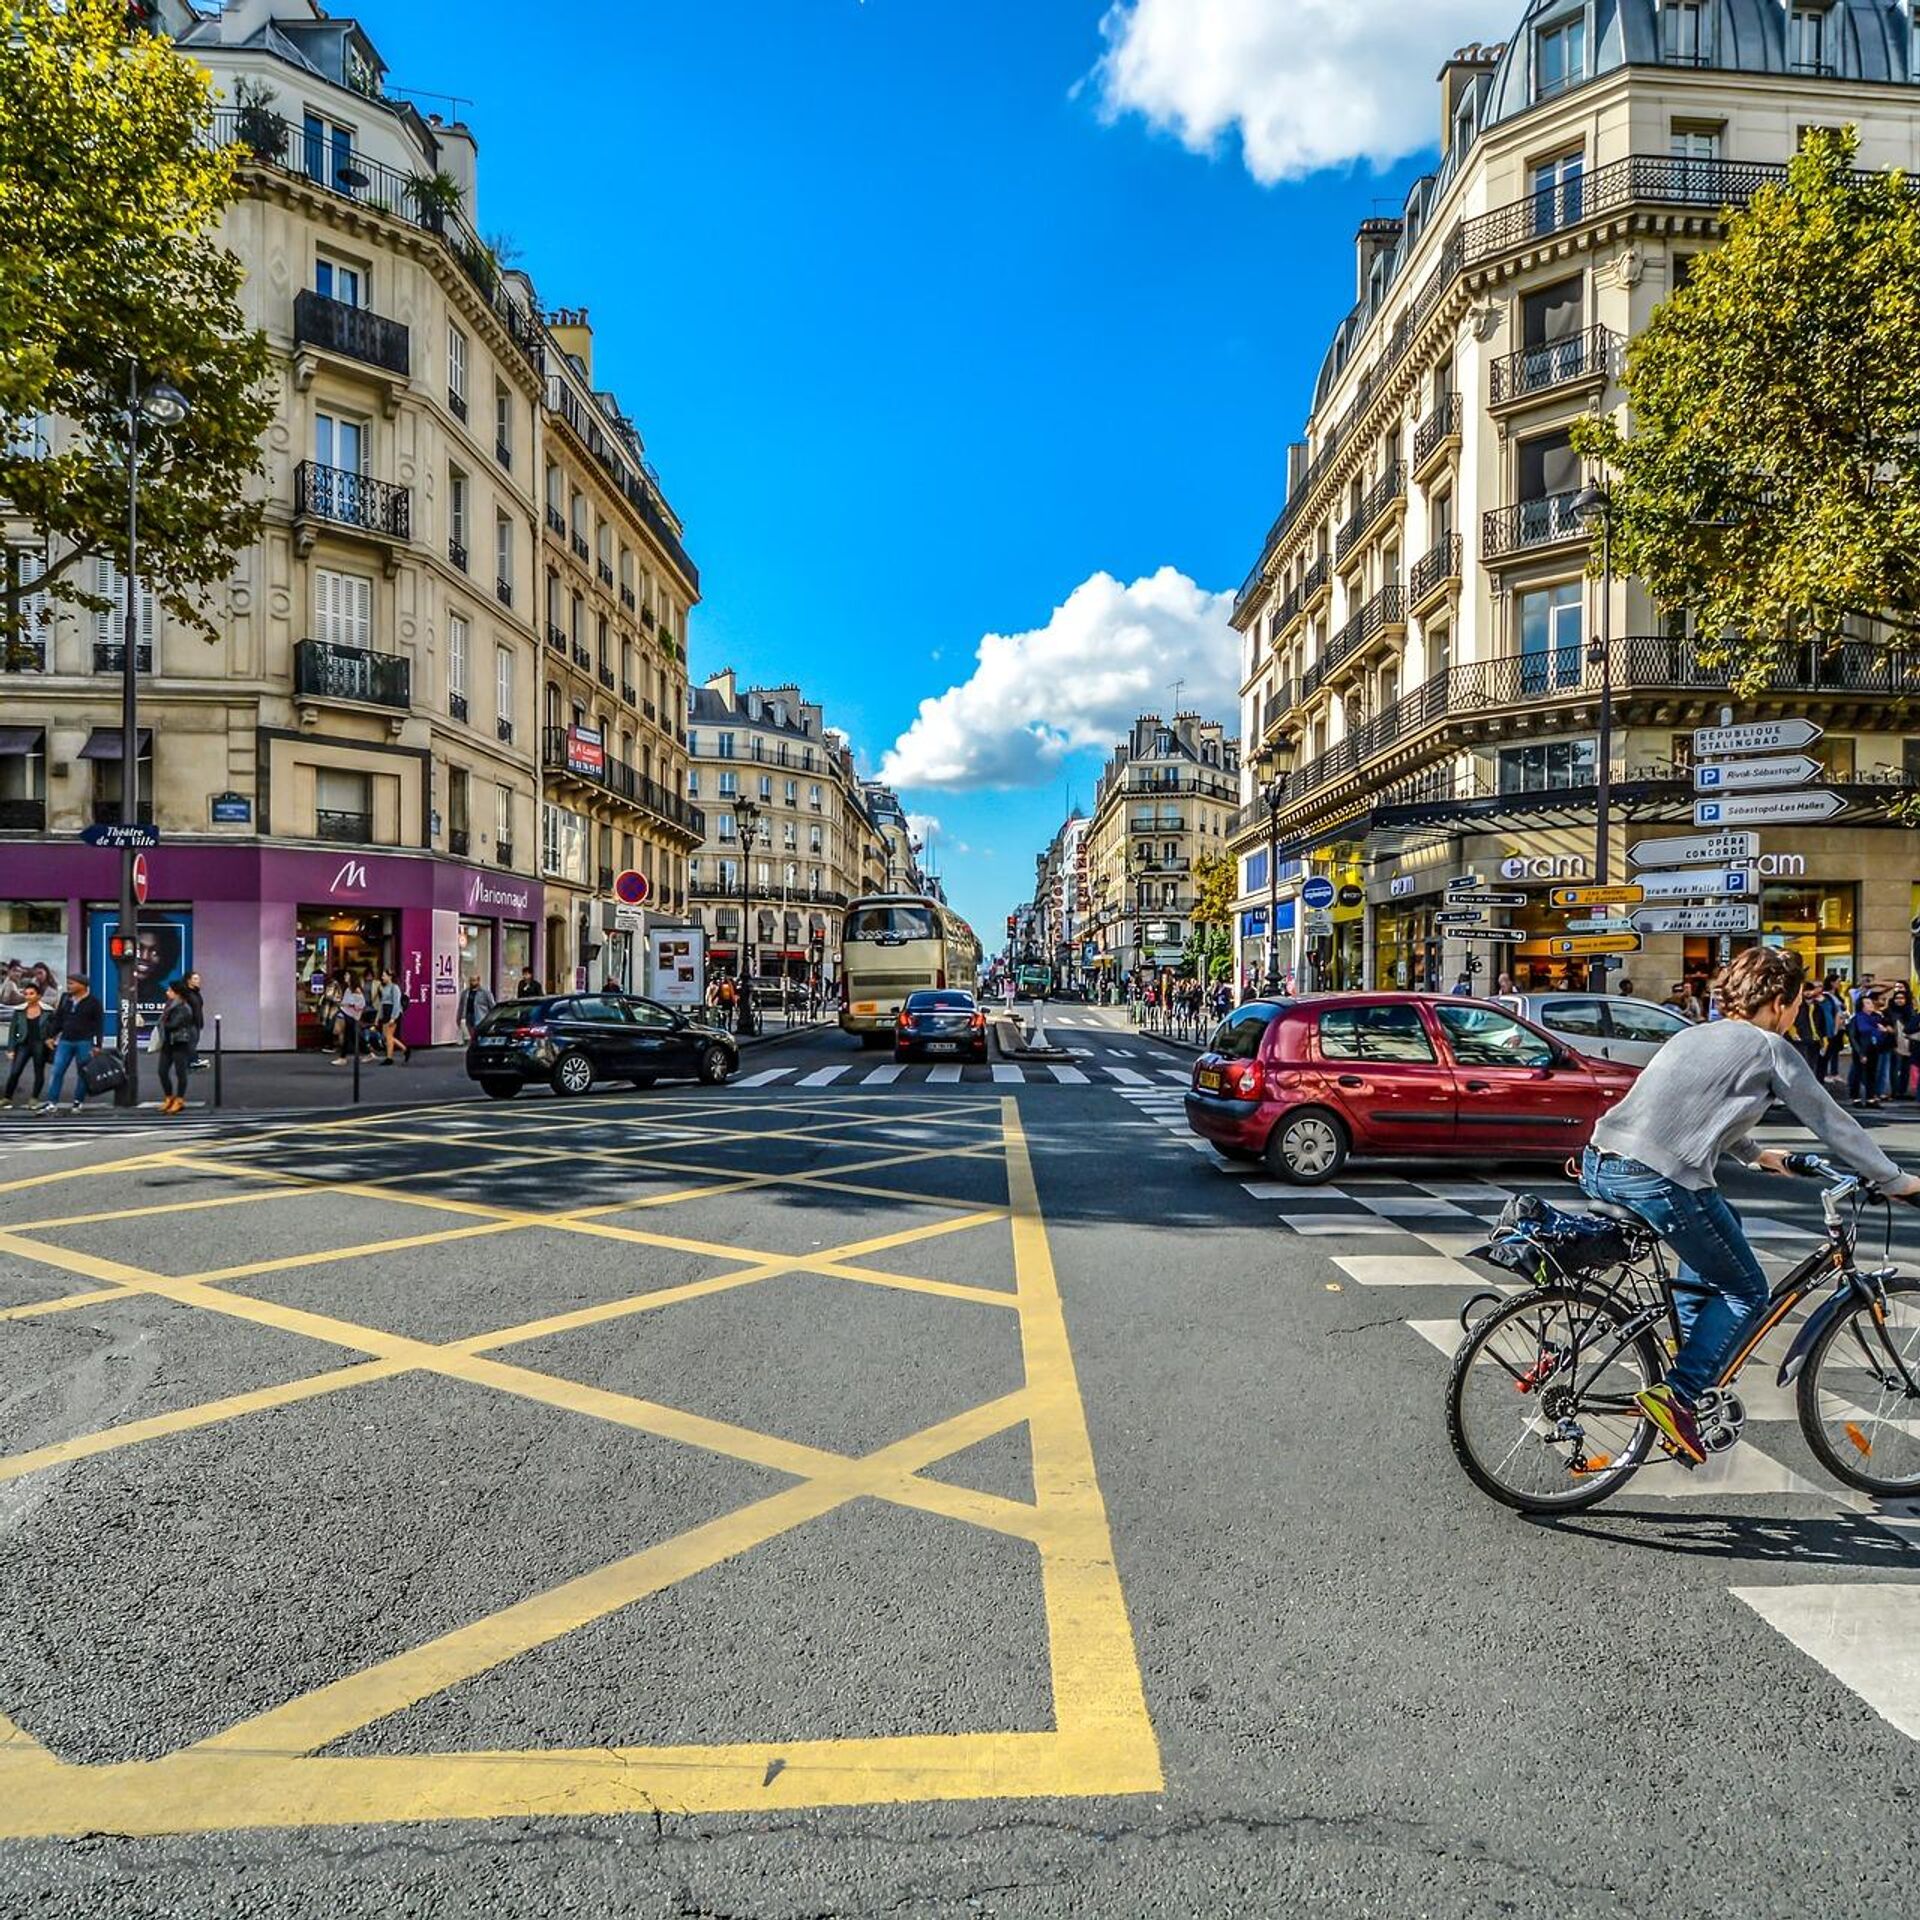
[991,1014,1072,1063]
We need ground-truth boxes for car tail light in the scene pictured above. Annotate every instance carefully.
[1228,1060,1265,1102]
[897,1012,914,1029]
[513,1023,548,1039]
[970,1011,986,1029]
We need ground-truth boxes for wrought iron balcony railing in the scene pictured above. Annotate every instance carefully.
[1335,464,1404,565]
[1409,536,1461,607]
[93,643,152,674]
[294,461,411,540]
[315,808,373,844]
[1412,393,1463,469]
[292,288,410,376]
[1490,324,1621,407]
[1483,491,1589,561]
[294,637,411,710]
[540,726,706,834]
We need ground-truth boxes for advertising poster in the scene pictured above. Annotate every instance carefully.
[87,910,193,1037]
[647,927,705,1008]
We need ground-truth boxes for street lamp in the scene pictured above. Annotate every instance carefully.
[1571,482,1616,889]
[1255,737,1298,996]
[736,796,763,985]
[112,373,193,1108]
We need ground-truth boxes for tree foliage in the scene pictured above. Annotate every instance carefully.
[1573,129,1920,690]
[1184,849,1237,982]
[0,0,273,645]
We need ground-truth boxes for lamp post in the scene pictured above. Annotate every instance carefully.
[736,796,763,985]
[113,373,192,1108]
[1571,483,1616,888]
[1255,738,1297,996]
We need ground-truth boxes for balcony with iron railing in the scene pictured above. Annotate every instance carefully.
[0,798,46,831]
[620,584,636,612]
[598,560,615,588]
[545,624,566,654]
[293,637,411,711]
[292,288,410,378]
[315,808,374,844]
[448,538,468,573]
[598,665,616,691]
[450,692,469,723]
[449,827,470,857]
[294,462,411,544]
[497,840,516,868]
[546,504,567,537]
[497,718,515,745]
[1490,324,1621,409]
[540,726,706,835]
[572,643,592,670]
[1483,491,1589,563]
[1335,464,1404,566]
[1408,536,1461,613]
[621,680,639,705]
[1412,393,1464,477]
[1322,584,1405,680]
[496,577,513,608]
[571,532,590,562]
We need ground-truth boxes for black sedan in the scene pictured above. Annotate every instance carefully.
[466,993,738,1098]
[893,989,989,1064]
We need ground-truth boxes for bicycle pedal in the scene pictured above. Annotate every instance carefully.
[1654,1437,1702,1471]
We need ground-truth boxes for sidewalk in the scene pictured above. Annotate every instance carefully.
[0,1012,828,1120]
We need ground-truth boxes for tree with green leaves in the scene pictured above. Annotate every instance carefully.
[1186,849,1238,984]
[1573,128,1920,690]
[0,0,273,650]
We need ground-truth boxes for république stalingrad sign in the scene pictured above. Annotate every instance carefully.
[1497,852,1804,884]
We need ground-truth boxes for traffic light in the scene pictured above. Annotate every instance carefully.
[108,935,133,962]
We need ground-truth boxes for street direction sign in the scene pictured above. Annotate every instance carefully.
[131,852,149,906]
[1694,754,1822,793]
[1630,903,1762,935]
[1445,875,1484,895]
[80,822,158,849]
[1434,910,1489,929]
[1444,890,1527,908]
[1635,865,1756,900]
[1549,884,1645,909]
[1458,927,1526,943]
[1695,790,1846,827]
[1301,876,1336,910]
[1564,916,1636,936]
[1550,933,1643,957]
[1627,829,1760,868]
[1693,718,1822,757]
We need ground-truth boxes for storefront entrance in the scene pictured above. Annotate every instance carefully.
[1375,906,1438,992]
[296,907,395,1047]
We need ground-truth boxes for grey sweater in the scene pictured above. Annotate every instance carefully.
[1591,1018,1903,1192]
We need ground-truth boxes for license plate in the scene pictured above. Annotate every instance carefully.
[853,1002,878,1016]
[479,1037,509,1048]
[928,1041,958,1054]
[1197,1068,1222,1091]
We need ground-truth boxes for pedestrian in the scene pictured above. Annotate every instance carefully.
[1814,977,1845,1082]
[515,964,538,998]
[154,980,198,1114]
[1451,971,1472,996]
[1849,990,1892,1106]
[5,981,51,1108]
[39,971,104,1114]
[717,974,738,1031]
[332,973,367,1063]
[1887,984,1920,1101]
[178,968,209,1069]
[377,968,411,1064]
[1495,971,1516,997]
[1615,976,1635,997]
[457,972,494,1043]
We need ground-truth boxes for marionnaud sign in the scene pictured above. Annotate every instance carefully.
[1631,903,1762,935]
[1693,719,1822,757]
[1627,830,1760,868]
[1695,791,1846,827]
[1634,865,1756,900]
[1694,754,1822,793]
[1301,876,1337,909]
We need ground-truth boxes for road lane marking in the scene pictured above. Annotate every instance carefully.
[927,1065,962,1083]
[1047,1066,1088,1085]
[1106,1068,1151,1085]
[797,1066,851,1087]
[990,1066,1023,1085]
[1733,1586,1920,1743]
[735,1068,793,1087]
[862,1065,906,1084]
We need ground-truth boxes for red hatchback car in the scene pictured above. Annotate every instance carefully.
[1183,993,1637,1183]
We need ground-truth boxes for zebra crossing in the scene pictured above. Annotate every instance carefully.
[731,1059,1193,1091]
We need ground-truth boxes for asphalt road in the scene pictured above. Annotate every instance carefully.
[3,1010,1920,1917]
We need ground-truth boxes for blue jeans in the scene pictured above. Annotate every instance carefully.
[1581,1148,1770,1405]
[46,1039,93,1106]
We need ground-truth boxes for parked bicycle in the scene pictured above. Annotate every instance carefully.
[1446,1154,1920,1513]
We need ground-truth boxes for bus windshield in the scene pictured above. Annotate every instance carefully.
[845,904,938,943]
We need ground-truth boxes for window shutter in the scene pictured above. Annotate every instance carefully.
[344,573,371,650]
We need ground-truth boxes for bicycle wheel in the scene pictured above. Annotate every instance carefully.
[1798,1277,1920,1497]
[1447,1283,1662,1514]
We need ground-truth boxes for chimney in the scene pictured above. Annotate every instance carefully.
[1437,41,1501,153]
[1286,440,1310,495]
[549,307,593,381]
[1355,217,1403,301]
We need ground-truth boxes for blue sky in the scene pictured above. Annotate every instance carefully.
[365,0,1453,941]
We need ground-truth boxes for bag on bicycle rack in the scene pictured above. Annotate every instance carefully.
[1468,1192,1633,1287]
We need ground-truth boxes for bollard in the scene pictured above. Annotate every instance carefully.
[351,1032,361,1105]
[213,1015,223,1108]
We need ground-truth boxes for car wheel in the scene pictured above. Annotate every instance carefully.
[480,1078,521,1100]
[697,1043,732,1085]
[629,1075,657,1090]
[550,1051,594,1097]
[1265,1107,1348,1184]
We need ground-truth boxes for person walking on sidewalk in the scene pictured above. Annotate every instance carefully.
[515,965,538,998]
[332,974,367,1064]
[5,982,51,1108]
[182,969,209,1070]
[39,972,104,1114]
[458,973,494,1043]
[376,969,411,1065]
[155,981,198,1114]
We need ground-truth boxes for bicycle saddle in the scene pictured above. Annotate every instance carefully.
[1586,1198,1660,1237]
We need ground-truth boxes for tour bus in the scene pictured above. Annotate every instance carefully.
[838,894,983,1043]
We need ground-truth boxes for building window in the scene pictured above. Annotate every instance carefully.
[1789,6,1829,75]
[313,566,371,651]
[448,613,469,701]
[92,557,156,658]
[447,324,468,416]
[1763,880,1855,981]
[1497,738,1595,793]
[1517,583,1583,692]
[718,770,738,797]
[687,769,700,798]
[315,767,372,840]
[302,110,355,189]
[495,514,513,598]
[314,409,365,474]
[315,254,363,306]
[495,643,515,728]
[1671,125,1722,200]
[1531,149,1584,237]
[1534,13,1586,98]
[1660,1,1708,64]
[448,469,469,561]
[717,731,735,758]
[758,774,773,801]
[449,766,470,844]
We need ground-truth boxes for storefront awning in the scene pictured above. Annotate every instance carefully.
[0,726,44,755]
[78,727,154,761]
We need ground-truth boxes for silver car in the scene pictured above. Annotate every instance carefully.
[1496,992,1691,1068]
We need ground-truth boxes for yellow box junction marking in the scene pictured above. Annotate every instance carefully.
[0,1090,1160,1835]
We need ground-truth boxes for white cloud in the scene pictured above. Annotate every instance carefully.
[905,810,971,859]
[1091,0,1495,184]
[879,567,1238,793]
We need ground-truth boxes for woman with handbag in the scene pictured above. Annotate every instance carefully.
[155,982,198,1114]
[5,982,51,1108]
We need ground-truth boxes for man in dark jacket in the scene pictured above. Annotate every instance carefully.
[41,973,105,1114]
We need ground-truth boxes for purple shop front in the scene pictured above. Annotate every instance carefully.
[0,842,542,1050]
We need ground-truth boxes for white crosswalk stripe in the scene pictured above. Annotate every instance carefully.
[736,1068,791,1088]
[1048,1065,1088,1084]
[927,1064,962,1083]
[1107,1067,1153,1085]
[1734,1586,1920,1742]
[861,1064,906,1085]
[991,1064,1023,1084]
[797,1065,850,1087]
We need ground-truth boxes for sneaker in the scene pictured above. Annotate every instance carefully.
[1635,1383,1707,1465]
[68,1100,82,1114]
[31,1101,51,1115]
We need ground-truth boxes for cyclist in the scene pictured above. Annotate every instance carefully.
[1581,946,1920,1465]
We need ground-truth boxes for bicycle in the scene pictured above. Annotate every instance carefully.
[1446,1154,1920,1513]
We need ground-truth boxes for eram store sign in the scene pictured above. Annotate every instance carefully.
[1502,851,1805,883]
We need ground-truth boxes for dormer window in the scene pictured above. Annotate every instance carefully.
[1789,6,1832,77]
[1660,1,1709,66]
[1534,12,1587,100]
